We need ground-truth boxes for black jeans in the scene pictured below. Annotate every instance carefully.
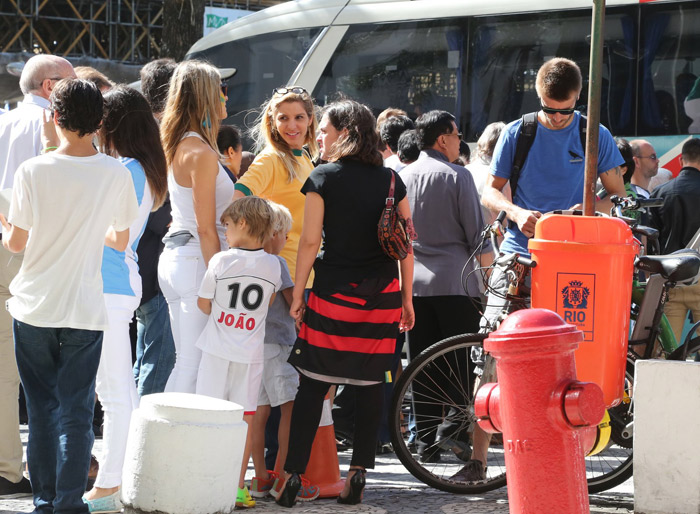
[285,374,383,473]
[408,296,481,452]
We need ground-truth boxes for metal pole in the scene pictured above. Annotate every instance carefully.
[583,0,605,216]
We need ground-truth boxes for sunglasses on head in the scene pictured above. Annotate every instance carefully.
[220,82,228,97]
[541,103,576,116]
[273,86,308,96]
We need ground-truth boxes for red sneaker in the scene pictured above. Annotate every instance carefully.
[250,470,279,498]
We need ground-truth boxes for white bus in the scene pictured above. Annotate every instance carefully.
[187,0,699,174]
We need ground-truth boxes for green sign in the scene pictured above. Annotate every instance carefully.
[206,14,228,29]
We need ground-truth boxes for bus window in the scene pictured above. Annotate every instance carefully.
[466,7,636,140]
[639,1,700,135]
[313,19,467,124]
[187,28,322,145]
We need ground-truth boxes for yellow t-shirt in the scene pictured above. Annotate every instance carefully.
[236,147,314,287]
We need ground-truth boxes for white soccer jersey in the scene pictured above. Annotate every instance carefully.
[196,248,282,363]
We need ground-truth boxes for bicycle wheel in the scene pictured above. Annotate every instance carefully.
[390,333,635,494]
[389,333,507,494]
[585,359,635,493]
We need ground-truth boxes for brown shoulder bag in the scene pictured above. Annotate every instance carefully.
[378,170,415,260]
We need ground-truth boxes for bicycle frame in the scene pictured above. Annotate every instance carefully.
[629,275,680,359]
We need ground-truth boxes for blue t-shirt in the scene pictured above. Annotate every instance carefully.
[101,158,152,296]
[490,111,624,255]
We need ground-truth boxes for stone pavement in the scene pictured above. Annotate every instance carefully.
[0,426,634,514]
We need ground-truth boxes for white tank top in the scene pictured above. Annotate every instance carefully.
[168,131,234,249]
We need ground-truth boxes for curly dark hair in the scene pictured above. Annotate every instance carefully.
[322,100,382,167]
[50,78,103,137]
[380,115,414,153]
[140,58,176,115]
[100,85,168,209]
[397,129,420,164]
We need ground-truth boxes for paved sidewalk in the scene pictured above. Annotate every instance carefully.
[0,427,633,514]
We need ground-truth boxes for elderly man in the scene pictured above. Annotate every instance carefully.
[0,54,75,498]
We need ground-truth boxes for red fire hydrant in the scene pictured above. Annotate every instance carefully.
[475,308,605,514]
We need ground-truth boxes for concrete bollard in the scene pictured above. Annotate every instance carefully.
[634,360,700,514]
[121,392,247,514]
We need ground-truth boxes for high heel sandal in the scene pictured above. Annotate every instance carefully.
[274,472,301,508]
[337,468,366,505]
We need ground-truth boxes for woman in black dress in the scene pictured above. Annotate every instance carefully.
[274,100,415,507]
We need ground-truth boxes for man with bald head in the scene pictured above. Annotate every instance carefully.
[630,139,659,199]
[0,54,75,498]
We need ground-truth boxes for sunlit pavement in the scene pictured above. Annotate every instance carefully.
[0,426,633,514]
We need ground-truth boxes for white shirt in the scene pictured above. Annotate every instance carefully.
[8,152,139,330]
[0,94,50,191]
[167,132,235,250]
[196,248,282,363]
[384,154,406,172]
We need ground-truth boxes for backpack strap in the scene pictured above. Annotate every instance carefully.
[510,111,538,199]
[579,113,587,159]
[510,111,588,200]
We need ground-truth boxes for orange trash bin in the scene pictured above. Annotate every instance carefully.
[528,214,639,407]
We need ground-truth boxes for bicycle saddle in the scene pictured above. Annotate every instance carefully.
[635,249,700,283]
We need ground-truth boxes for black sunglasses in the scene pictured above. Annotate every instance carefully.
[273,86,308,96]
[541,103,575,116]
[220,82,228,97]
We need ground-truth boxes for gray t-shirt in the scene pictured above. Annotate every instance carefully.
[264,256,296,345]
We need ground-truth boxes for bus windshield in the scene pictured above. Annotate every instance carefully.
[187,27,322,143]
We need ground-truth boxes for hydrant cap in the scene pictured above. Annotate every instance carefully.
[486,308,582,351]
[564,382,606,427]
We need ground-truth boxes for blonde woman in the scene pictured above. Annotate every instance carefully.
[157,61,234,393]
[233,87,319,284]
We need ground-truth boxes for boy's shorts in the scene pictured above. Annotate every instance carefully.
[258,344,299,408]
[196,351,263,415]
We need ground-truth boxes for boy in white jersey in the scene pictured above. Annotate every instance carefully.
[195,197,282,509]
[249,203,319,502]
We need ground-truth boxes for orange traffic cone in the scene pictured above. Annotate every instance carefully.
[301,396,345,498]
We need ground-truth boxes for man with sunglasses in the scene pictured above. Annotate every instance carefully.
[483,56,625,249]
[0,54,75,499]
[458,57,626,484]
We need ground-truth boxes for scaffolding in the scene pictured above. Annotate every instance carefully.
[0,0,288,64]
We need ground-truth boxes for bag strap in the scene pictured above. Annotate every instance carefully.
[386,170,396,207]
[510,111,538,200]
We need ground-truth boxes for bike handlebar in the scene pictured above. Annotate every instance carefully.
[487,211,536,269]
[609,195,664,216]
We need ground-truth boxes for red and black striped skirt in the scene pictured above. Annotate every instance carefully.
[288,276,401,383]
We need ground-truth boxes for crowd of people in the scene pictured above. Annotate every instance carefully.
[0,51,699,514]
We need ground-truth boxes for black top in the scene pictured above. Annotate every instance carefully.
[650,166,700,254]
[136,197,171,305]
[301,159,407,291]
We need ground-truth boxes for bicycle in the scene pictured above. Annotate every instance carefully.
[389,201,700,494]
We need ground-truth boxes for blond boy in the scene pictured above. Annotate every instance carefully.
[249,203,319,502]
[195,196,281,508]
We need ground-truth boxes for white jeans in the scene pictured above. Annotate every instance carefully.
[94,293,140,488]
[158,244,208,394]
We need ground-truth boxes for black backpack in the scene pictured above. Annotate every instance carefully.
[509,111,588,199]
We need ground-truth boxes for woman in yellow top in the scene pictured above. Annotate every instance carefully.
[233,86,319,284]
